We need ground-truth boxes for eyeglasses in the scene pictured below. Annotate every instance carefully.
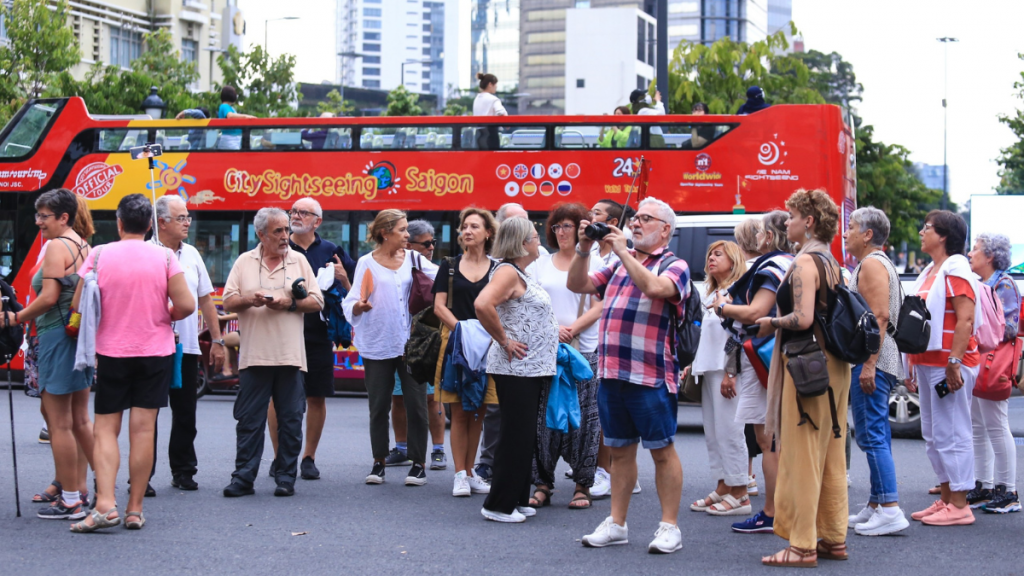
[550,223,576,234]
[409,239,437,248]
[34,213,55,222]
[169,215,192,224]
[289,209,319,219]
[920,223,934,233]
[630,214,669,226]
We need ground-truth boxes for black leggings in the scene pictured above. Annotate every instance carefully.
[483,374,546,515]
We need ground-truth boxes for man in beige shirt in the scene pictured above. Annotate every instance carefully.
[221,207,323,498]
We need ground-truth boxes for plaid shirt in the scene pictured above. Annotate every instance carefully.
[589,247,690,393]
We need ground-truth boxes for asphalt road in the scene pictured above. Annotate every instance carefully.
[1,391,1023,576]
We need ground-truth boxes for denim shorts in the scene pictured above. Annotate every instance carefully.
[598,378,678,449]
[393,370,435,396]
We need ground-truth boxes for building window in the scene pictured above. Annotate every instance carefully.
[527,31,566,43]
[362,55,381,64]
[637,75,646,90]
[422,23,431,32]
[364,20,381,29]
[423,35,430,43]
[364,7,382,16]
[576,78,584,88]
[362,79,381,88]
[0,12,6,41]
[526,76,565,88]
[526,54,566,65]
[527,9,566,21]
[364,0,381,3]
[637,17,645,62]
[110,26,143,68]
[423,12,431,19]
[181,39,198,63]
[422,47,430,55]
[422,71,431,79]
[363,43,381,52]
[575,0,590,7]
[668,24,700,37]
[363,67,380,76]
[648,22,655,65]
[364,32,381,40]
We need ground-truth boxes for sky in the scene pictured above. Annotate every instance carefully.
[238,0,1024,204]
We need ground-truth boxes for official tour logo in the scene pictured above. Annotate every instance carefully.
[73,162,124,200]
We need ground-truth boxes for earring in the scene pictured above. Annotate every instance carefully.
[805,231,812,240]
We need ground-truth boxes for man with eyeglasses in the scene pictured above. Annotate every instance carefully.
[569,197,689,554]
[264,198,352,482]
[222,207,324,498]
[149,195,227,492]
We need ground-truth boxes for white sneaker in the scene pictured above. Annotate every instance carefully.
[633,479,642,494]
[582,516,629,548]
[647,522,682,554]
[565,467,574,479]
[467,473,491,494]
[516,506,537,517]
[591,468,611,499]
[847,473,852,487]
[747,475,759,497]
[848,505,875,528]
[855,506,910,536]
[481,507,526,523]
[453,471,471,497]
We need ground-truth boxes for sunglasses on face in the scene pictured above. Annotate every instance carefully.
[410,240,437,248]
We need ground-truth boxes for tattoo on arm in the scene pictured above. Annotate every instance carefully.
[775,263,804,330]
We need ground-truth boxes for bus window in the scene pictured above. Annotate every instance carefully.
[193,218,241,285]
[319,212,353,256]
[359,127,452,150]
[0,102,57,157]
[0,219,12,278]
[155,128,214,151]
[98,128,148,152]
[250,127,353,151]
[650,124,734,150]
[555,125,641,149]
[460,126,546,150]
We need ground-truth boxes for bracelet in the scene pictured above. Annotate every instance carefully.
[770,317,779,328]
[715,303,726,318]
[574,244,589,258]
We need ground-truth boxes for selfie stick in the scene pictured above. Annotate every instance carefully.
[139,144,162,246]
[2,297,21,517]
[621,155,644,216]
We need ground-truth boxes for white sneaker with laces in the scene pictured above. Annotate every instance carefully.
[633,479,642,494]
[855,506,910,536]
[481,507,526,523]
[453,471,471,497]
[647,522,682,554]
[467,473,491,494]
[516,506,537,517]
[591,468,611,498]
[848,505,875,528]
[582,516,629,548]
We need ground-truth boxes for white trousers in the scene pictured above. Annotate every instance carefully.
[734,353,767,425]
[971,396,1017,492]
[700,369,748,487]
[916,364,978,492]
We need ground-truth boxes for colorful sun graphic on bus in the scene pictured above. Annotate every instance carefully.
[363,161,401,195]
[145,160,197,200]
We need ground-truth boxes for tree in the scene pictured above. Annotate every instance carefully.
[316,89,353,116]
[0,0,80,124]
[996,53,1024,195]
[381,85,424,117]
[794,49,864,125]
[215,44,302,117]
[442,101,467,116]
[666,24,824,114]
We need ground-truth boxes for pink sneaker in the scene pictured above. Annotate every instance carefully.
[911,500,946,521]
[921,503,975,526]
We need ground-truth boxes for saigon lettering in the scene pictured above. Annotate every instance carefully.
[404,167,474,197]
[223,168,379,201]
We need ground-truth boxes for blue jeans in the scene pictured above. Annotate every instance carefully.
[850,364,899,503]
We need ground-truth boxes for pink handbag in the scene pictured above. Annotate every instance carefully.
[974,337,1021,401]
[975,283,1006,354]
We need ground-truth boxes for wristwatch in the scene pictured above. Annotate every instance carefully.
[288,298,298,312]
[211,339,226,347]
[948,356,962,365]
[574,243,589,258]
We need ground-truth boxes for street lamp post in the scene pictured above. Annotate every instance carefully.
[265,17,299,53]
[401,59,433,88]
[337,52,369,108]
[140,86,166,119]
[937,36,958,210]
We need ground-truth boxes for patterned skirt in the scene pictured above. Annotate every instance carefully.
[532,351,601,488]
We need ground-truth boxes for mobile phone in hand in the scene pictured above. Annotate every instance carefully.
[263,295,274,301]
[935,379,950,398]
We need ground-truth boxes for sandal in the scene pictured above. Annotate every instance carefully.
[690,491,724,512]
[928,485,942,495]
[816,541,848,561]
[70,507,120,533]
[707,494,753,516]
[568,490,592,510]
[124,511,146,530]
[32,480,62,504]
[762,546,818,568]
[529,486,552,507]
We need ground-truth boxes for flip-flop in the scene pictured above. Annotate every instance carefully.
[124,511,146,530]
[32,480,62,504]
[70,507,120,533]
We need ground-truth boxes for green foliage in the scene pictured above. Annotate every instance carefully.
[996,53,1024,195]
[856,124,947,246]
[316,89,353,116]
[442,101,467,116]
[381,85,424,117]
[666,24,824,115]
[216,44,302,117]
[794,48,864,126]
[0,0,80,124]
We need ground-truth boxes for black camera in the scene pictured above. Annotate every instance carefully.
[584,222,612,241]
[291,278,308,300]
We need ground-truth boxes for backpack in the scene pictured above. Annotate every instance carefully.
[976,282,1006,354]
[888,286,931,354]
[658,254,702,370]
[404,257,454,383]
[323,285,353,349]
[809,253,880,365]
[0,279,24,364]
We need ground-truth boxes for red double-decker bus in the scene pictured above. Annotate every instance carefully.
[0,97,856,386]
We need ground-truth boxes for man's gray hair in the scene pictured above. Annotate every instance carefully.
[850,207,891,248]
[407,219,435,239]
[976,232,1013,271]
[292,197,323,217]
[637,197,676,231]
[155,194,186,222]
[495,203,524,224]
[254,207,288,235]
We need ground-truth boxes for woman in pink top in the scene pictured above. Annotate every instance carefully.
[69,194,195,532]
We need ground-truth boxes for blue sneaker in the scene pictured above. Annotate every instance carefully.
[474,463,493,482]
[731,510,774,533]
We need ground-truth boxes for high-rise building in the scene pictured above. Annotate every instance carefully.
[913,162,950,193]
[337,0,460,104]
[470,0,521,93]
[5,0,245,93]
[666,0,768,49]
[766,0,792,34]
